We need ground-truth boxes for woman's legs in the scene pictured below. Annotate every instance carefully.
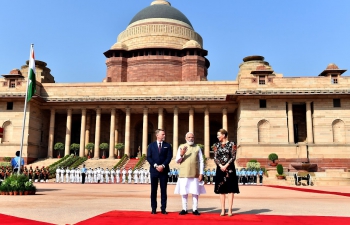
[220,194,226,215]
[227,193,234,215]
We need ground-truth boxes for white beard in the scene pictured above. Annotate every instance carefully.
[186,141,194,146]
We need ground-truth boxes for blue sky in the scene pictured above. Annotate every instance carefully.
[1,0,349,83]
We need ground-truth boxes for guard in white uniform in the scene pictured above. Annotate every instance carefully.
[110,168,115,184]
[139,168,144,184]
[127,168,132,183]
[65,167,70,183]
[55,167,60,183]
[105,168,110,183]
[60,167,65,183]
[122,168,126,184]
[133,168,139,184]
[116,167,121,184]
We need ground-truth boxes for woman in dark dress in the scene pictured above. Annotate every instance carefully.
[213,129,239,216]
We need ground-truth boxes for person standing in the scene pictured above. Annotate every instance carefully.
[11,151,24,173]
[105,168,110,183]
[174,132,206,216]
[122,167,126,184]
[81,165,87,184]
[213,129,240,217]
[65,167,70,183]
[147,129,173,215]
[110,168,115,184]
[116,167,121,184]
[258,168,264,185]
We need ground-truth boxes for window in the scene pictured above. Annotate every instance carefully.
[331,74,338,84]
[333,99,341,107]
[7,102,13,110]
[260,99,266,108]
[259,76,265,85]
[9,79,16,88]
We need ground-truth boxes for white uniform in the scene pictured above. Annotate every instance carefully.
[139,169,144,184]
[97,168,101,183]
[116,168,121,183]
[60,168,64,183]
[93,169,97,183]
[133,169,139,184]
[122,169,126,183]
[87,169,92,183]
[70,169,75,183]
[110,169,115,183]
[101,169,105,183]
[55,168,60,183]
[65,168,70,183]
[105,169,110,183]
[128,169,132,183]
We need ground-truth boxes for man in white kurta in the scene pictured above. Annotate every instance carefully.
[174,132,205,216]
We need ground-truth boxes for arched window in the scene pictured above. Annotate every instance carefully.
[2,121,13,142]
[258,120,270,143]
[332,119,345,143]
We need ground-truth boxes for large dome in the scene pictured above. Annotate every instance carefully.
[129,2,193,28]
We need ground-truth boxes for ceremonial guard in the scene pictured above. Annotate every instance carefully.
[171,168,177,184]
[139,168,145,184]
[29,166,34,182]
[258,168,264,185]
[116,167,121,184]
[241,168,247,185]
[93,168,97,183]
[128,167,132,183]
[87,168,92,183]
[65,167,70,183]
[168,169,173,184]
[110,168,115,183]
[60,167,65,183]
[105,168,110,183]
[122,168,126,184]
[96,167,101,183]
[55,167,60,183]
[101,168,105,183]
[133,168,139,184]
[206,169,211,184]
[252,169,258,185]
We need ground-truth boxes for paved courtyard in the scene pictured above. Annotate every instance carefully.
[1,183,349,224]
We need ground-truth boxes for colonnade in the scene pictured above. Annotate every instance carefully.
[47,107,230,159]
[287,101,313,144]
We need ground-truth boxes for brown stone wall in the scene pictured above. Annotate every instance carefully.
[181,55,206,81]
[106,57,128,82]
[127,56,182,82]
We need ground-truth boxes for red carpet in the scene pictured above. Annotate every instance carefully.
[266,185,350,197]
[0,214,54,225]
[75,211,350,225]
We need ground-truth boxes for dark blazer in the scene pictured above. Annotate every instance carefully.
[147,141,173,177]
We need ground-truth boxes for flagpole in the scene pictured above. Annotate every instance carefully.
[18,44,34,174]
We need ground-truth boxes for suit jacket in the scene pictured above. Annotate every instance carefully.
[147,141,173,177]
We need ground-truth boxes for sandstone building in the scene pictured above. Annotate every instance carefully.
[1,0,349,171]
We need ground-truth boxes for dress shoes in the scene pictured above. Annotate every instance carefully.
[161,210,168,215]
[193,210,200,216]
[151,209,156,214]
[179,210,188,215]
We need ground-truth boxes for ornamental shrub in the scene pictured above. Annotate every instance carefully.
[277,164,284,175]
[268,153,278,163]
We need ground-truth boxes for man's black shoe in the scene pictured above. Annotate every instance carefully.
[193,210,200,216]
[161,210,168,214]
[179,210,188,215]
[151,210,156,214]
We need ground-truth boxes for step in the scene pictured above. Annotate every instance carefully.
[27,158,60,168]
[83,158,120,169]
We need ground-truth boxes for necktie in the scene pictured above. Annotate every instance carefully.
[158,143,161,153]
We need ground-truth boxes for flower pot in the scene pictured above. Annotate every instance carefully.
[57,155,61,159]
[24,191,29,195]
[19,191,24,195]
[277,175,285,180]
[9,191,13,195]
[13,191,19,195]
[102,155,106,159]
[0,191,4,195]
[270,162,278,166]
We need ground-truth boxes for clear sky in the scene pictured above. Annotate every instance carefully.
[1,0,349,83]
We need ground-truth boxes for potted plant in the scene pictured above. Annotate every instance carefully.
[276,164,286,179]
[85,143,94,159]
[268,153,278,166]
[54,142,64,158]
[115,143,124,159]
[24,181,33,195]
[70,143,80,156]
[99,143,109,159]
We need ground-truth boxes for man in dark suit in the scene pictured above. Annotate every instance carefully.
[147,129,173,215]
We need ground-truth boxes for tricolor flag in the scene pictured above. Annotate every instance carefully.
[27,44,36,102]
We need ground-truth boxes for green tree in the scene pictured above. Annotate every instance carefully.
[100,143,109,158]
[54,142,64,158]
[70,143,80,156]
[85,143,94,158]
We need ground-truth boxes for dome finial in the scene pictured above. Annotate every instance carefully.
[151,0,171,6]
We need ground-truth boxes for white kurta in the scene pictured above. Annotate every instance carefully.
[174,146,206,195]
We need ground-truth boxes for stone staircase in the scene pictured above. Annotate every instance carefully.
[27,158,60,168]
[83,158,120,169]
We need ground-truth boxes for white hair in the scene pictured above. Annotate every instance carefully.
[185,132,195,139]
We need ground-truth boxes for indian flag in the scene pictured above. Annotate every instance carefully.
[27,44,36,102]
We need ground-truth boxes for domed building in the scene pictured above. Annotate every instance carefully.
[0,0,349,176]
[103,0,209,82]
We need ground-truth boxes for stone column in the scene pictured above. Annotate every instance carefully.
[94,108,101,158]
[65,109,72,156]
[115,112,119,157]
[204,107,210,158]
[173,106,179,157]
[189,107,194,133]
[288,102,294,143]
[222,108,228,131]
[79,108,86,157]
[142,107,148,156]
[158,107,163,129]
[306,101,314,143]
[85,112,91,157]
[109,108,116,159]
[125,107,131,156]
[48,109,55,158]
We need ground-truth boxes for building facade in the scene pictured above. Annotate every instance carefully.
[1,0,349,171]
